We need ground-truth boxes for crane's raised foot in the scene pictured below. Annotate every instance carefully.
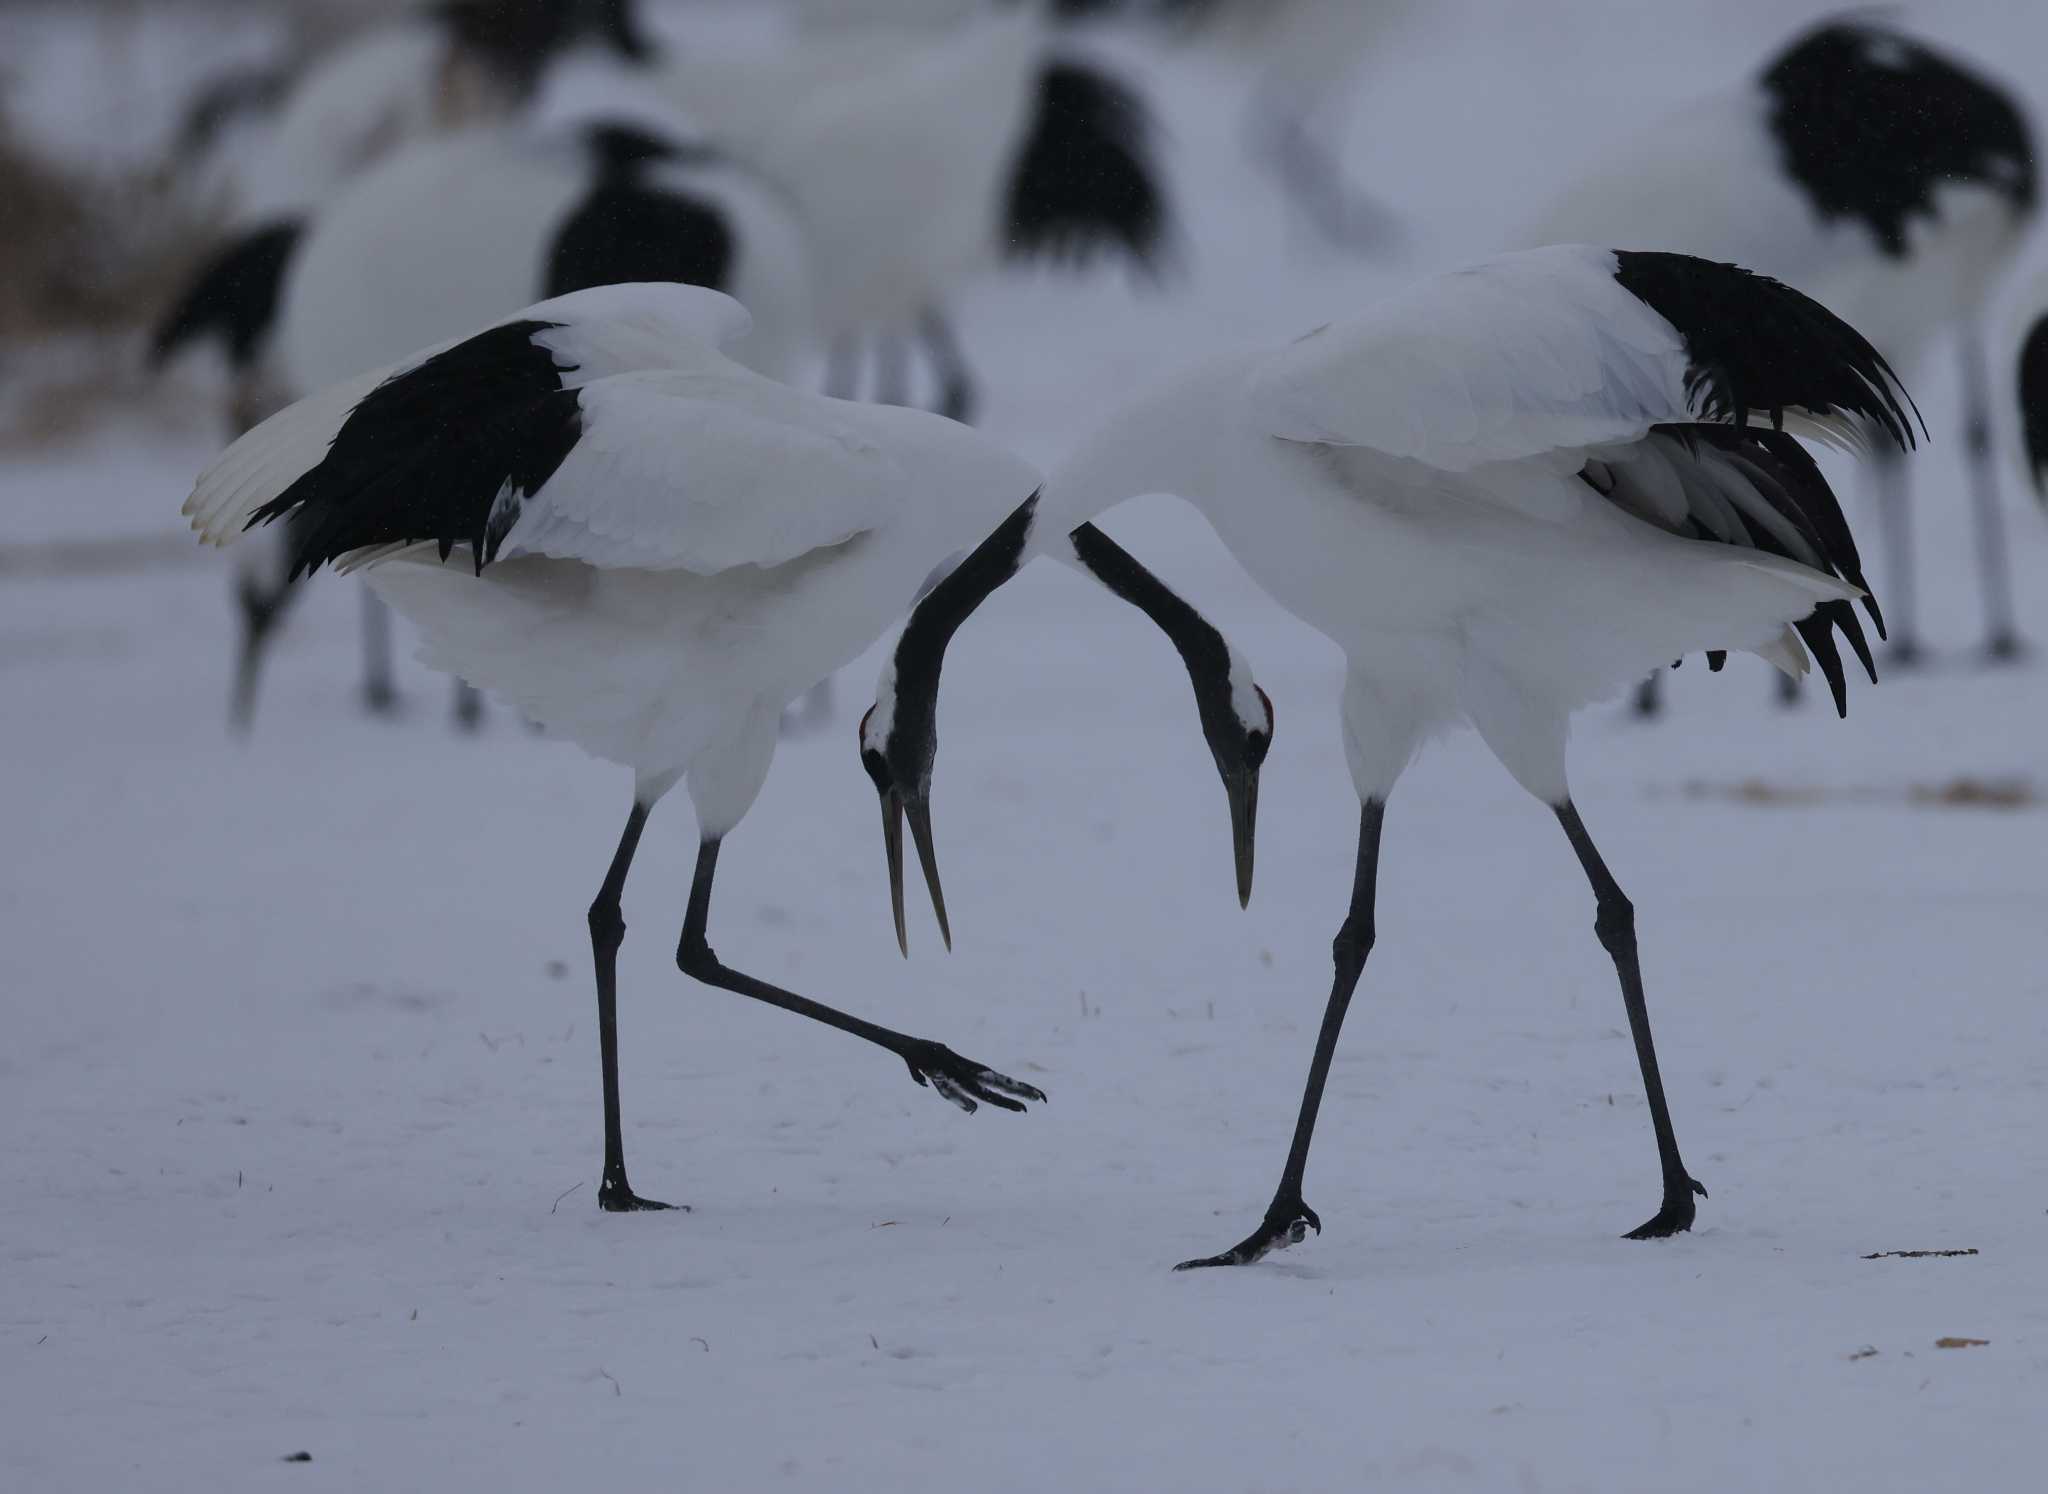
[598,1171,686,1213]
[1985,631,2026,665]
[1622,1176,1707,1240]
[1174,1199,1322,1270]
[900,1040,1046,1115]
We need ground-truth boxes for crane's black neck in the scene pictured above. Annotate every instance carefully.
[1067,521,1264,768]
[880,492,1040,781]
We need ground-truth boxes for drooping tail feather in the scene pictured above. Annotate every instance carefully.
[149,219,303,372]
[1005,59,1173,276]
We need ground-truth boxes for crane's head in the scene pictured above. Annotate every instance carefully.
[855,494,1276,958]
[861,681,945,959]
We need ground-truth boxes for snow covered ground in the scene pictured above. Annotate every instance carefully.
[5,3,2048,1489]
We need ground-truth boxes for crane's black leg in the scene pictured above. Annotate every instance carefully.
[675,839,1045,1115]
[1869,449,1921,668]
[918,307,976,426]
[1248,90,1406,258]
[1178,801,1385,1270]
[230,564,297,733]
[1959,330,2023,662]
[1631,672,1663,719]
[875,332,912,408]
[452,680,483,732]
[824,335,861,402]
[1555,801,1706,1239]
[589,801,675,1212]
[361,588,399,715]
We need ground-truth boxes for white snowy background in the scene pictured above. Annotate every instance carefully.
[4,2,2046,1489]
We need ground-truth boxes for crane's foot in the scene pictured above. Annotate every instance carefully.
[1984,631,2026,665]
[453,684,484,732]
[1630,676,1663,720]
[598,1170,685,1213]
[900,1040,1046,1115]
[1175,1198,1321,1270]
[1622,1176,1706,1240]
[362,679,402,717]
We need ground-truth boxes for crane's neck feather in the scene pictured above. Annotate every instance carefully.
[1038,358,1242,543]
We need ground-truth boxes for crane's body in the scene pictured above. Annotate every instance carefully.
[158,112,813,731]
[183,281,1270,1210]
[865,245,1911,1264]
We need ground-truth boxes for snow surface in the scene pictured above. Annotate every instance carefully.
[5,3,2048,1490]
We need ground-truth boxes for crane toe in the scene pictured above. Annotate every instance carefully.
[597,1177,685,1214]
[1174,1200,1322,1271]
[1622,1177,1707,1240]
[902,1042,1047,1116]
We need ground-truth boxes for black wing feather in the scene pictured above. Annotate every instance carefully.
[1761,23,2035,258]
[1005,60,1173,275]
[1586,422,1880,715]
[1612,250,1920,453]
[249,320,583,578]
[150,221,303,372]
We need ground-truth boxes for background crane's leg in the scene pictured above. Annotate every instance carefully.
[1869,448,1921,667]
[919,307,977,426]
[360,588,399,715]
[1178,801,1385,1270]
[874,331,912,409]
[1554,801,1707,1239]
[824,334,862,402]
[229,528,298,733]
[1959,329,2023,661]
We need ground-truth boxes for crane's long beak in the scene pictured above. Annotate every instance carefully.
[1226,765,1260,910]
[880,788,908,957]
[905,795,952,952]
[879,787,951,956]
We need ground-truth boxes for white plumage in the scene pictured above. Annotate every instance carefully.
[276,119,816,392]
[640,0,1171,420]
[164,107,815,730]
[182,281,1273,1211]
[201,0,639,228]
[190,286,998,778]
[1526,19,2036,673]
[865,245,1912,1265]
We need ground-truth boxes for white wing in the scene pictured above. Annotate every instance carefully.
[1248,245,1695,476]
[493,368,900,574]
[186,283,757,549]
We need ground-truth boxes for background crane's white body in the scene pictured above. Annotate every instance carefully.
[655,7,1043,346]
[226,20,473,224]
[278,121,816,393]
[1530,94,2023,383]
